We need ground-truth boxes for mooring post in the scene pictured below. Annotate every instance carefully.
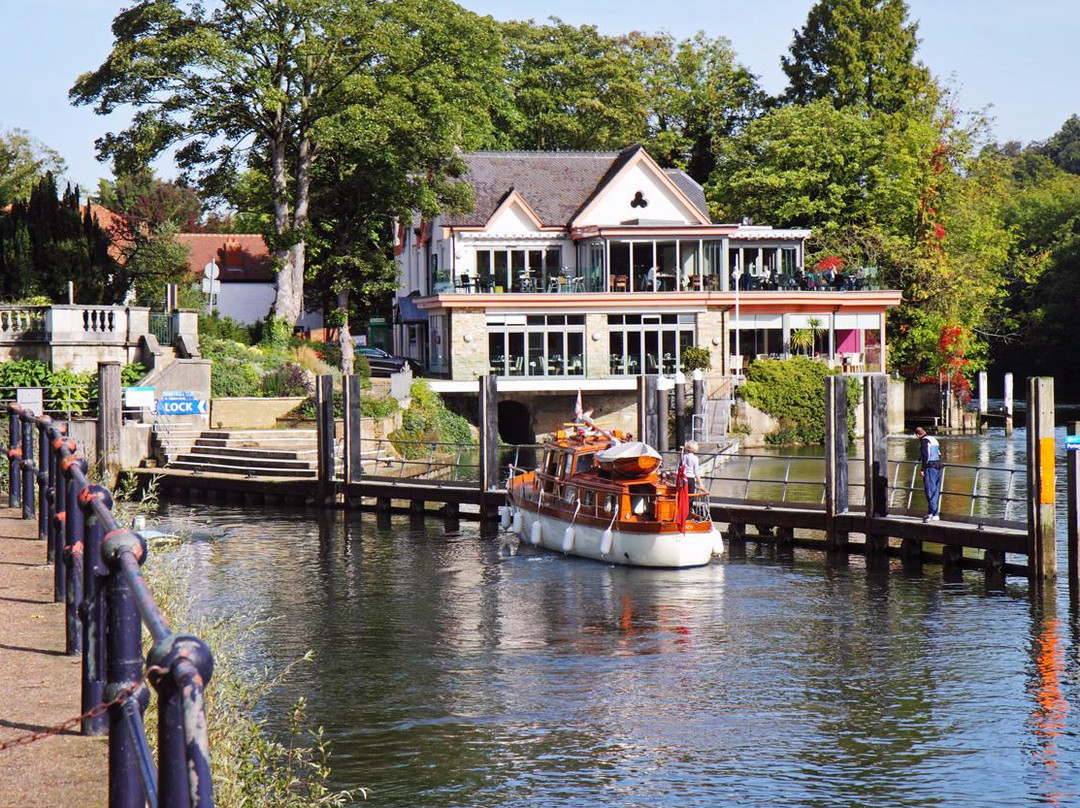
[343,375,364,488]
[863,374,891,557]
[1067,422,1079,602]
[315,374,336,506]
[1027,377,1057,582]
[692,368,704,441]
[656,376,672,453]
[824,376,849,553]
[52,434,66,604]
[978,371,988,433]
[102,529,149,808]
[81,484,110,735]
[674,371,687,448]
[65,456,86,656]
[97,361,122,478]
[8,404,21,508]
[477,375,499,496]
[638,374,659,448]
[1004,372,1014,436]
[21,412,34,520]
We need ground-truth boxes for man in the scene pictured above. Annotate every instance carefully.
[681,441,700,494]
[914,427,943,522]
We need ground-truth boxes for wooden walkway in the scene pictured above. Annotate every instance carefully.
[0,508,106,807]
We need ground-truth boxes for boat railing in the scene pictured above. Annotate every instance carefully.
[508,463,711,523]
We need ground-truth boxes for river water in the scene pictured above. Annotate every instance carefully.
[156,425,1080,807]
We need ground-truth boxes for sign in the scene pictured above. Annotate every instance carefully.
[1066,435,1080,451]
[203,260,220,280]
[200,278,221,294]
[124,386,155,409]
[16,387,43,415]
[156,394,207,415]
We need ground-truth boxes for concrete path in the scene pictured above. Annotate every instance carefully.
[0,507,106,807]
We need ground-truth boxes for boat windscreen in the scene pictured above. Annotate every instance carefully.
[575,453,596,475]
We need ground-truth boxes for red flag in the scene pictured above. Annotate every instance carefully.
[675,464,690,532]
[574,390,583,421]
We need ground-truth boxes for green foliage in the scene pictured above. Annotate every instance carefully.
[200,311,255,345]
[391,379,474,456]
[122,362,147,386]
[0,173,124,303]
[0,128,66,207]
[680,346,712,372]
[261,363,311,398]
[739,357,860,444]
[211,359,262,398]
[353,352,371,379]
[0,359,50,391]
[47,368,95,415]
[310,342,341,370]
[256,316,293,350]
[782,0,932,115]
[96,169,202,229]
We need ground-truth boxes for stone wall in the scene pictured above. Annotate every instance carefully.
[697,309,727,375]
[449,308,488,380]
[525,391,639,440]
[211,396,307,429]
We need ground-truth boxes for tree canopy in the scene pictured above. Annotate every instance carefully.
[0,129,66,208]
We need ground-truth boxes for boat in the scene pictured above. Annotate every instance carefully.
[504,422,724,568]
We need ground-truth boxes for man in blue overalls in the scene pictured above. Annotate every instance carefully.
[915,427,943,522]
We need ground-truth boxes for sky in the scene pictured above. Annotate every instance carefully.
[2,0,1078,192]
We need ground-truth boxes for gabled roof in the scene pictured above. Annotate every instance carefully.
[174,233,274,282]
[444,146,710,228]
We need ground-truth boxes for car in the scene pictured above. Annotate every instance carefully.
[355,346,422,376]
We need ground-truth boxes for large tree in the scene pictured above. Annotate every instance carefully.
[72,0,505,326]
[781,0,931,114]
[0,129,66,207]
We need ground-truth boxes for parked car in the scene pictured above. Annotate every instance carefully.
[355,346,422,376]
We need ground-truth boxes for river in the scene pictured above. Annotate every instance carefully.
[155,425,1080,807]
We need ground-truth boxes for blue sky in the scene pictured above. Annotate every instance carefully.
[3,0,1077,192]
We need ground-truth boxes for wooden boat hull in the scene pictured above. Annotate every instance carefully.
[507,497,722,568]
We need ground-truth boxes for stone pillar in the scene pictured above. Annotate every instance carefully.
[585,313,609,378]
[96,362,122,477]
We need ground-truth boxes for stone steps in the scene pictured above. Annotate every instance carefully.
[166,428,327,478]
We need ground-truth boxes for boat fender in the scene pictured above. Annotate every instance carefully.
[499,506,511,529]
[511,509,523,535]
[600,528,614,556]
[710,528,725,556]
[562,525,575,553]
[530,519,542,546]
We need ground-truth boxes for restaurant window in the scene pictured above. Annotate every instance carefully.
[487,313,585,377]
[607,313,696,375]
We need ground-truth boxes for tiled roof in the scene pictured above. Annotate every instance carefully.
[174,233,274,282]
[445,146,710,227]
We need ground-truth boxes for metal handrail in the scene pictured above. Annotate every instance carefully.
[881,456,1026,525]
[6,402,214,808]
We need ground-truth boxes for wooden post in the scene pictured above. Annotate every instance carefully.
[655,379,670,453]
[1027,377,1057,581]
[863,374,890,557]
[824,375,849,553]
[1004,372,1014,436]
[96,362,122,477]
[315,374,336,505]
[343,375,364,486]
[692,369,704,441]
[1068,422,1079,601]
[674,371,687,448]
[477,375,498,493]
[639,375,659,448]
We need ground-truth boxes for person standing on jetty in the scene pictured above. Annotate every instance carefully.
[914,427,943,522]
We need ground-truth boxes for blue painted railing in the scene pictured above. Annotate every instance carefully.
[6,402,214,808]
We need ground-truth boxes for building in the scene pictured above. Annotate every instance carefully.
[174,233,324,334]
[393,145,901,439]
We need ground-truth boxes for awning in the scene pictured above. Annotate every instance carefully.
[396,295,427,324]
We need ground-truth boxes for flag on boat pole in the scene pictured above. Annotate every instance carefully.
[574,389,583,421]
[675,458,690,533]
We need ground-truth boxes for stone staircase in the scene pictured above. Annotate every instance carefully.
[164,429,324,478]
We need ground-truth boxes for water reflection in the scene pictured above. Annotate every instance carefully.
[154,472,1080,807]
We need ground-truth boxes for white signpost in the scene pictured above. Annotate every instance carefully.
[202,260,221,308]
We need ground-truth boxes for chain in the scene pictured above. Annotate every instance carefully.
[0,675,145,753]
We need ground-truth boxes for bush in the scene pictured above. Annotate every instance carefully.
[262,363,311,398]
[310,341,341,369]
[212,359,262,398]
[353,352,371,379]
[122,362,147,386]
[681,346,712,373]
[390,379,474,456]
[739,357,860,444]
[200,311,255,344]
[255,316,293,349]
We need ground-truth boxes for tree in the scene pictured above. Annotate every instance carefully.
[72,0,506,326]
[500,17,646,150]
[626,31,764,182]
[781,0,931,115]
[1035,114,1080,176]
[0,129,66,207]
[96,169,202,230]
[0,173,123,303]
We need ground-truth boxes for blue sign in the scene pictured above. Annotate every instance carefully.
[156,397,207,415]
[1066,435,1080,451]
